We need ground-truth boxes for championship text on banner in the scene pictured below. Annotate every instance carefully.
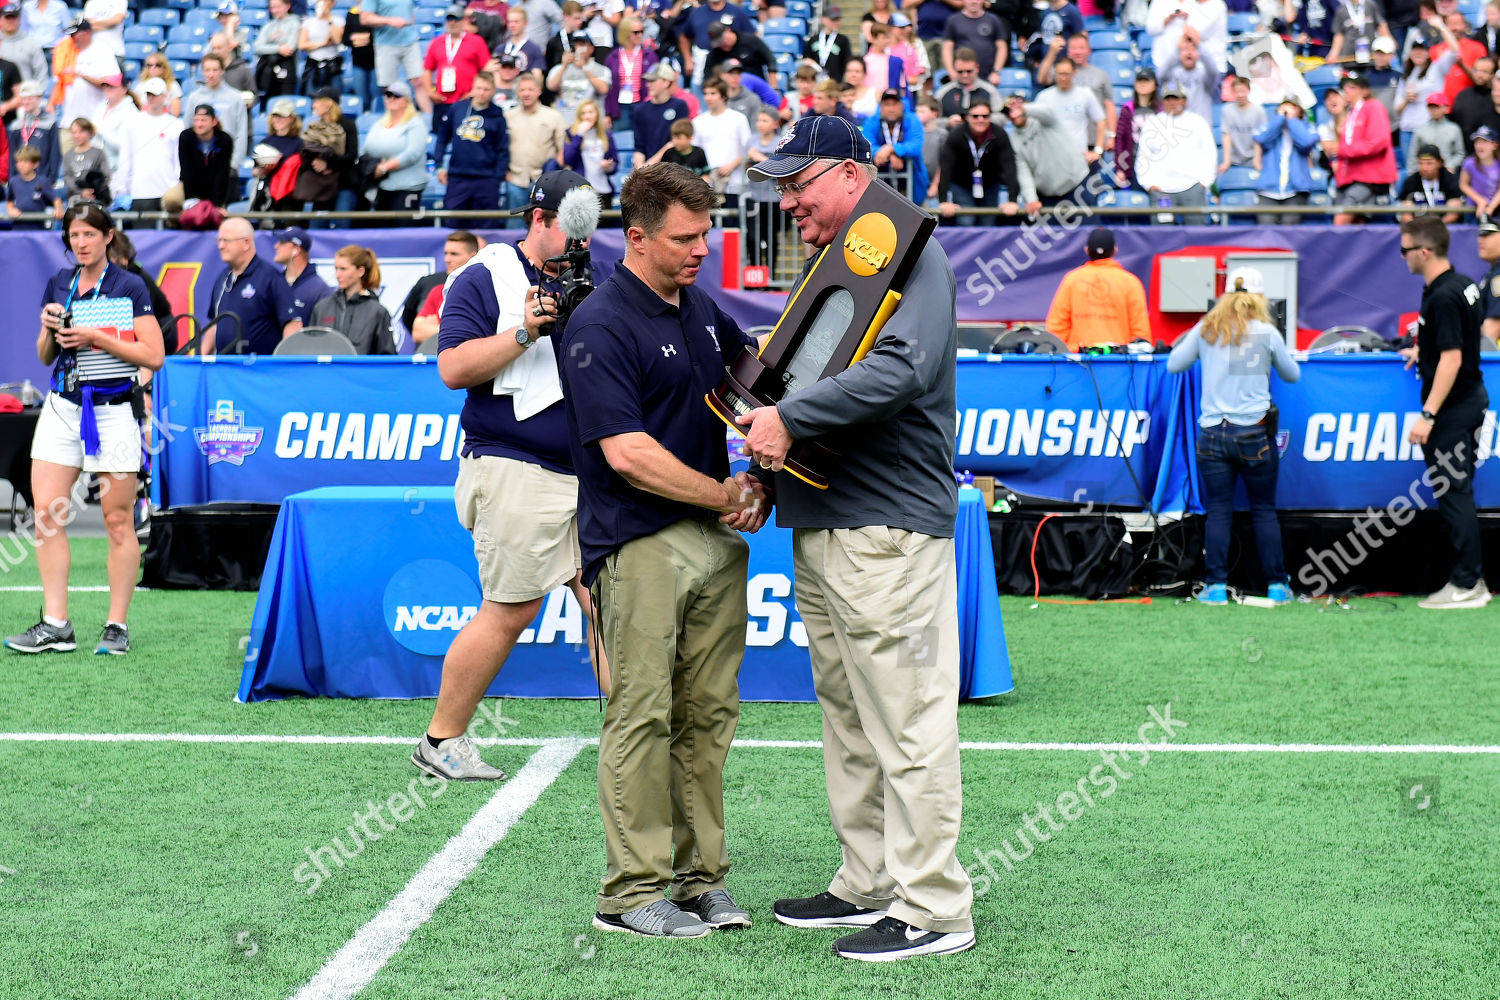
[152,355,1500,513]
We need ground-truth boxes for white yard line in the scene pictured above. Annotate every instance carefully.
[0,732,1498,754]
[288,739,585,1000]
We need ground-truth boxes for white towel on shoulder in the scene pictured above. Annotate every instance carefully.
[442,242,564,421]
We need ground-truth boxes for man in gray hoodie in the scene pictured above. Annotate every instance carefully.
[1003,93,1104,211]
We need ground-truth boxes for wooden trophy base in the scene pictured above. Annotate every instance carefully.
[706,350,834,491]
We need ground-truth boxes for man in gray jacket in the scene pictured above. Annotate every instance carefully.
[1004,94,1107,211]
[737,115,975,964]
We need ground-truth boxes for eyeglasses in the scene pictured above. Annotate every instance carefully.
[968,112,990,119]
[383,91,406,99]
[1398,244,1427,256]
[773,159,843,198]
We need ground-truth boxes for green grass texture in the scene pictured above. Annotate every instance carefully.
[0,539,1496,999]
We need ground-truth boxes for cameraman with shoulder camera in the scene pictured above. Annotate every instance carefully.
[412,169,609,783]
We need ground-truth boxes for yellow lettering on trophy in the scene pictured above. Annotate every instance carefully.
[842,213,899,277]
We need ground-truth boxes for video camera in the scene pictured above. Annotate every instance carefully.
[539,187,601,329]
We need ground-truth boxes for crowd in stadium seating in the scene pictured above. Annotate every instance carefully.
[2,0,1500,225]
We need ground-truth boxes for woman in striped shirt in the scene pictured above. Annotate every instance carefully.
[4,203,164,658]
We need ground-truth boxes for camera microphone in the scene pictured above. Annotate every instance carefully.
[557,187,601,247]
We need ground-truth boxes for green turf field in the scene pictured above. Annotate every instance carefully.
[1,538,1497,1000]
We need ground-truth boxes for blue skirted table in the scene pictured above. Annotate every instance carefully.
[238,486,1012,703]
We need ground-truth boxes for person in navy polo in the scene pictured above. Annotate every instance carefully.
[273,227,332,326]
[201,217,303,354]
[411,170,608,784]
[557,161,769,940]
[630,63,692,168]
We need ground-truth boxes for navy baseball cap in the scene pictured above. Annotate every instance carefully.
[1474,125,1499,143]
[274,227,313,251]
[745,114,873,181]
[512,169,592,214]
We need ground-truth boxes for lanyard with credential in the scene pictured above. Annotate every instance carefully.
[65,260,109,312]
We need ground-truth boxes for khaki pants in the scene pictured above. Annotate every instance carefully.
[594,517,750,914]
[793,526,973,934]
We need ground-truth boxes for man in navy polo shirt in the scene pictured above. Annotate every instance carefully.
[558,161,769,940]
[411,170,607,783]
[737,115,975,962]
[273,227,331,327]
[201,217,302,354]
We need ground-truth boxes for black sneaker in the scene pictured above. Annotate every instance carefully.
[773,891,886,929]
[4,619,77,654]
[96,624,130,656]
[833,916,975,962]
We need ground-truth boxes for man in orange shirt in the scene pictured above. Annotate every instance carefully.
[1045,228,1151,350]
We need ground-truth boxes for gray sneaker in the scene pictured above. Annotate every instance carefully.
[1418,581,1492,609]
[95,624,129,656]
[681,888,752,928]
[411,735,507,781]
[5,619,77,654]
[593,899,714,938]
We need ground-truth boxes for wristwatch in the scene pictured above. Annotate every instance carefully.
[1421,409,1437,422]
[516,327,535,349]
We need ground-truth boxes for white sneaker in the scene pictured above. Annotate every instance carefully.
[411,735,507,780]
[1418,581,1492,609]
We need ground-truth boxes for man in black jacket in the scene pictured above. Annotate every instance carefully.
[804,6,852,83]
[1451,56,1495,151]
[178,103,238,207]
[937,99,1022,225]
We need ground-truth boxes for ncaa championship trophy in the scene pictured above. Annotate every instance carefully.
[707,178,936,489]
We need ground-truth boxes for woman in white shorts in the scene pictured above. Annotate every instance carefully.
[4,203,165,657]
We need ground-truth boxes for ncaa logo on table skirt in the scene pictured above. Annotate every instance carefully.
[382,558,482,656]
[194,399,264,466]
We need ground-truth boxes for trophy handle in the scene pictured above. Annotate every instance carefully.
[850,289,902,366]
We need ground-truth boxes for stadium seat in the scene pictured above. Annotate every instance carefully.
[1000,68,1034,96]
[774,51,797,78]
[184,9,220,25]
[784,0,813,20]
[1108,65,1136,87]
[1218,165,1260,191]
[242,9,269,26]
[1099,187,1151,224]
[415,6,447,24]
[167,22,210,43]
[418,22,436,40]
[137,8,180,27]
[125,41,160,62]
[1218,189,1258,223]
[1089,29,1131,50]
[170,59,194,80]
[122,58,142,79]
[1302,64,1341,89]
[764,34,802,56]
[1113,84,1134,106]
[764,16,808,36]
[289,95,312,117]
[356,111,381,133]
[165,41,206,62]
[239,0,269,8]
[125,25,166,44]
[1228,11,1260,34]
[274,327,357,356]
[340,94,364,116]
[1092,49,1135,72]
[1211,102,1223,131]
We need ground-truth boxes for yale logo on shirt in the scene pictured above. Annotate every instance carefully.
[843,212,897,277]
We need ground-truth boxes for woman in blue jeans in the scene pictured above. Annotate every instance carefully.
[1168,267,1302,605]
